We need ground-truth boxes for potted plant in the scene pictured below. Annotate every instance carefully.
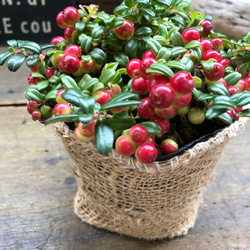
[1,0,250,240]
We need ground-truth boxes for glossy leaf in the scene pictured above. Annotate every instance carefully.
[19,41,41,54]
[224,72,242,86]
[171,31,184,47]
[78,114,94,124]
[7,40,17,48]
[185,40,201,49]
[109,115,136,130]
[45,89,58,100]
[171,46,187,57]
[45,114,79,125]
[95,119,114,155]
[36,80,49,91]
[146,63,174,78]
[216,112,233,125]
[75,21,86,33]
[213,95,235,108]
[113,52,129,68]
[0,51,13,66]
[200,60,214,72]
[100,100,141,111]
[7,54,26,72]
[146,38,162,55]
[231,92,250,107]
[140,121,162,135]
[208,82,230,96]
[165,60,186,71]
[206,105,230,120]
[78,96,95,114]
[61,75,81,90]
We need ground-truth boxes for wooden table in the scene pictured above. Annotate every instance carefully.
[0,46,250,249]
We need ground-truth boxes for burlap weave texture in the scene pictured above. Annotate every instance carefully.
[55,120,244,239]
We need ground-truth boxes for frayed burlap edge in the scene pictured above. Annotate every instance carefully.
[54,119,245,240]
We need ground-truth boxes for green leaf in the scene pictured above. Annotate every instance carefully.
[134,26,152,37]
[171,46,187,57]
[45,114,79,125]
[206,105,230,120]
[154,0,171,6]
[239,108,250,117]
[140,121,162,135]
[78,96,95,113]
[113,5,129,14]
[75,21,86,33]
[171,31,184,47]
[146,38,162,55]
[36,80,49,91]
[45,89,57,100]
[19,41,41,54]
[7,54,26,72]
[156,47,171,61]
[159,24,168,39]
[95,119,114,155]
[113,52,129,68]
[208,82,229,96]
[185,40,201,49]
[125,38,139,56]
[213,96,235,108]
[92,82,105,93]
[104,92,137,105]
[78,114,94,124]
[100,100,141,111]
[81,78,99,91]
[61,75,81,90]
[61,88,83,106]
[180,56,194,72]
[146,63,174,78]
[7,39,17,48]
[90,48,106,65]
[124,0,135,8]
[92,26,106,42]
[81,36,93,54]
[99,69,116,85]
[200,60,214,72]
[231,92,250,107]
[165,60,186,71]
[217,112,233,125]
[26,57,38,68]
[245,31,250,44]
[109,115,136,130]
[224,72,242,86]
[32,72,46,78]
[109,17,124,29]
[0,51,13,66]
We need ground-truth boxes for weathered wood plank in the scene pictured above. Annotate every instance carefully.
[0,107,250,249]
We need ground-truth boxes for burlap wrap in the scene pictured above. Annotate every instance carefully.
[55,120,245,240]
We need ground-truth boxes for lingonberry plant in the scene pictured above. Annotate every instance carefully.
[1,0,250,164]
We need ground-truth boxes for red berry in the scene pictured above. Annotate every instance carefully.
[64,45,82,58]
[149,84,175,109]
[170,71,195,94]
[245,76,250,91]
[204,62,225,81]
[173,93,192,108]
[59,54,80,74]
[148,74,170,92]
[235,79,246,92]
[211,38,223,51]
[64,26,76,40]
[161,139,179,155]
[56,11,67,29]
[181,28,200,44]
[202,50,222,62]
[51,36,65,45]
[93,90,111,106]
[140,57,157,77]
[150,116,170,135]
[199,19,213,37]
[220,58,231,68]
[126,59,142,78]
[62,6,80,26]
[199,38,213,54]
[131,76,149,95]
[129,125,148,144]
[227,86,240,96]
[115,135,137,156]
[135,143,158,164]
[155,105,176,119]
[137,97,155,119]
[142,49,156,60]
[114,19,134,40]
